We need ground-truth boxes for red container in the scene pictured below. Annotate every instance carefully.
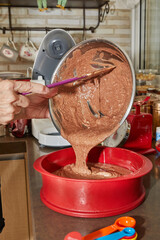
[34,147,152,218]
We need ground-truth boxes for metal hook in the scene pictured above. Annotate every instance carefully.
[100,2,110,22]
[2,27,6,34]
[10,29,14,41]
[27,27,30,42]
[27,28,30,42]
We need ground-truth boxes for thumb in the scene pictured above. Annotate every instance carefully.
[13,80,50,95]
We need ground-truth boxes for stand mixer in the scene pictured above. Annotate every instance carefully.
[31,29,75,147]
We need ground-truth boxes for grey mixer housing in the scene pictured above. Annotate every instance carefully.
[30,29,75,147]
[32,29,76,85]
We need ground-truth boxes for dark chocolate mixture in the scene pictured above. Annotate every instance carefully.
[51,41,133,179]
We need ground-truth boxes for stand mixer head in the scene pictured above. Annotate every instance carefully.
[32,29,76,85]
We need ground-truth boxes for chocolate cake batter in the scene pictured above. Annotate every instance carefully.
[54,162,131,179]
[51,40,133,179]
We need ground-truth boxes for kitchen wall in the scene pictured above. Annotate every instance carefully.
[0,1,132,75]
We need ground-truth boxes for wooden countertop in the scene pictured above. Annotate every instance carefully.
[0,135,160,240]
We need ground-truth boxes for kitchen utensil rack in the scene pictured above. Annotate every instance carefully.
[0,0,110,34]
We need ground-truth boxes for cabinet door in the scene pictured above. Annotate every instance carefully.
[0,159,29,240]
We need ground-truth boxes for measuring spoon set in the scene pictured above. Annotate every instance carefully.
[64,216,137,240]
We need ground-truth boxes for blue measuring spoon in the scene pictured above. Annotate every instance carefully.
[94,227,135,240]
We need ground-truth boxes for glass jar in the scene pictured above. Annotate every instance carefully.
[147,87,156,95]
[136,86,147,96]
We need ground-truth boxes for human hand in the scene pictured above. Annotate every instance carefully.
[0,79,57,125]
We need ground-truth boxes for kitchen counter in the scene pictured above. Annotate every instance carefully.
[0,135,160,240]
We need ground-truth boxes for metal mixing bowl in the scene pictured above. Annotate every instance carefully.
[49,38,136,139]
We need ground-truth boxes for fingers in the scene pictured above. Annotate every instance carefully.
[0,104,21,125]
[0,81,30,108]
[0,79,58,97]
[0,79,58,125]
[0,115,15,125]
[0,80,30,125]
[0,101,29,125]
[14,94,30,108]
[13,80,49,94]
[0,80,19,103]
[13,80,58,97]
[43,87,58,98]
